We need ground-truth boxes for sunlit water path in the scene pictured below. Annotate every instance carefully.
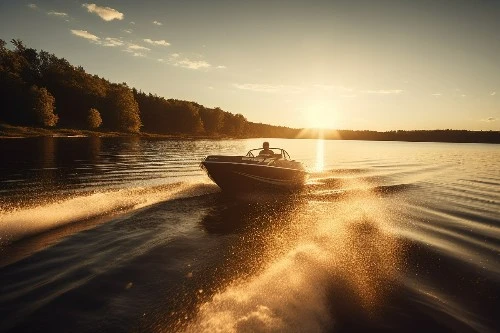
[0,137,498,332]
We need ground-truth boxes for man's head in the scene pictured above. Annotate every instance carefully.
[263,142,270,149]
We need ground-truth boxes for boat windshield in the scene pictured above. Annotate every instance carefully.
[245,148,292,160]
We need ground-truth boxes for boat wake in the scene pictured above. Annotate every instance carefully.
[183,188,405,333]
[0,181,219,245]
[305,169,418,201]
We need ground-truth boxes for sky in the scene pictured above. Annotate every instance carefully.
[0,0,499,131]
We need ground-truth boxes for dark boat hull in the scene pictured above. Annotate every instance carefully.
[201,157,307,192]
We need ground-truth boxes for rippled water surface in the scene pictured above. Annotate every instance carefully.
[0,137,498,332]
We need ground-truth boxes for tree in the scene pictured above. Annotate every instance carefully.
[87,108,102,129]
[0,39,28,124]
[199,107,224,134]
[29,85,58,126]
[175,101,204,133]
[0,39,276,136]
[106,85,141,132]
[221,112,247,136]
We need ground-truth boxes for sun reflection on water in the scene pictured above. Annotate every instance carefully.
[315,139,325,172]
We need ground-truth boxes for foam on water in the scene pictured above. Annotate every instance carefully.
[183,190,404,332]
[0,181,219,244]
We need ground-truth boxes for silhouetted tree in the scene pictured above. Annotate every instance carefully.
[29,85,58,126]
[221,112,247,136]
[168,100,204,133]
[106,84,141,133]
[87,108,102,129]
[199,107,224,134]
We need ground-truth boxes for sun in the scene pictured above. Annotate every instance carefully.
[303,102,337,129]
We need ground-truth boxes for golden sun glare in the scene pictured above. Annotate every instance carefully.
[315,139,325,172]
[303,102,337,129]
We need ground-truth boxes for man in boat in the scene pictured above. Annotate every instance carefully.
[258,141,274,157]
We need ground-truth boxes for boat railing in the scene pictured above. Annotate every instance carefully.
[245,148,291,160]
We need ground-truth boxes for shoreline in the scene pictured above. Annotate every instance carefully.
[1,123,498,144]
[0,123,237,140]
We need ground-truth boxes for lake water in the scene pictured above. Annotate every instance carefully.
[0,137,498,333]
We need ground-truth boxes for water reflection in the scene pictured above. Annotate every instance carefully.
[0,138,498,333]
[200,192,306,232]
[37,136,56,188]
[87,136,102,162]
[314,139,325,172]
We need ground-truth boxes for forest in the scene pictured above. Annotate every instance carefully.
[0,39,498,143]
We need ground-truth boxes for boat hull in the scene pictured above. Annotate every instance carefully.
[201,157,307,192]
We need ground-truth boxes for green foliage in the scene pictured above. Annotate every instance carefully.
[29,85,58,127]
[199,107,224,134]
[87,108,102,129]
[0,38,139,132]
[107,85,141,133]
[167,99,204,133]
[1,38,261,136]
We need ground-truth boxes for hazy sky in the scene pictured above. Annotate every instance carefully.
[1,0,499,130]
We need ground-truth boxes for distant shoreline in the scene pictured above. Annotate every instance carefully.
[1,123,499,144]
[0,123,235,140]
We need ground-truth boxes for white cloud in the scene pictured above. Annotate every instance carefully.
[71,29,100,42]
[143,38,170,46]
[432,93,442,97]
[70,30,130,49]
[363,89,403,94]
[165,54,210,69]
[82,3,123,21]
[491,92,497,96]
[153,20,163,26]
[103,37,123,47]
[157,58,165,62]
[163,53,214,70]
[216,65,227,69]
[48,11,68,18]
[27,4,38,10]
[313,84,354,93]
[234,83,278,93]
[130,21,135,25]
[312,84,402,98]
[481,117,496,122]
[123,48,146,57]
[175,59,210,70]
[234,83,303,94]
[123,29,133,34]
[313,84,336,91]
[127,44,150,51]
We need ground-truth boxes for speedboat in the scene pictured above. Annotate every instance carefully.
[200,147,307,192]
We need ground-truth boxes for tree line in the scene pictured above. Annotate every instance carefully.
[307,129,500,143]
[1,39,498,143]
[0,38,253,136]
